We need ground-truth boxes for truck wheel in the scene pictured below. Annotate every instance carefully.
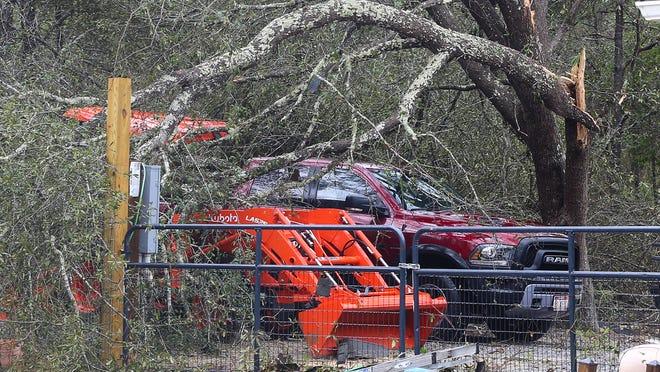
[486,317,551,342]
[419,276,465,342]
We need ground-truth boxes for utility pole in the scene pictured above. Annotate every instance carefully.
[100,77,131,365]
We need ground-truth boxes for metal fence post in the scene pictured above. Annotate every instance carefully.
[412,232,421,355]
[254,229,262,372]
[568,231,577,372]
[399,232,407,358]
[578,358,598,372]
[122,225,141,365]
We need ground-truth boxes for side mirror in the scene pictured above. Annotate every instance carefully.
[344,195,390,217]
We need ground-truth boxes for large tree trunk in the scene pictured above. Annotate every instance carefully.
[565,119,598,330]
[565,49,598,330]
[524,121,566,224]
[428,2,566,224]
[611,0,626,162]
[510,81,566,224]
[493,0,567,224]
[431,6,599,330]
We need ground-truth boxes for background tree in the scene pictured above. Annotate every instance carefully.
[0,0,657,368]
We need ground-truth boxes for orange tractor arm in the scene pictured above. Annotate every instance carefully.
[173,207,446,357]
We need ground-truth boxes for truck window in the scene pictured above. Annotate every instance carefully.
[315,168,385,210]
[249,165,313,204]
[370,169,460,211]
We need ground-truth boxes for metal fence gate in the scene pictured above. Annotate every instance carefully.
[123,225,660,371]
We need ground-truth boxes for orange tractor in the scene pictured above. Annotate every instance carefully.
[168,207,447,357]
[39,207,445,358]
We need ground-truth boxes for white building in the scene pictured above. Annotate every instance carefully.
[635,1,660,20]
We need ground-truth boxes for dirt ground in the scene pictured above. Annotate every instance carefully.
[160,325,657,371]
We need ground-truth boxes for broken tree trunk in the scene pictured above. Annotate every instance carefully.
[564,49,598,331]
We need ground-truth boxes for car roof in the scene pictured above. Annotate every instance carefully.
[248,157,390,170]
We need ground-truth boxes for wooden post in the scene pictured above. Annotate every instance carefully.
[100,77,131,365]
[647,360,660,372]
[578,358,598,372]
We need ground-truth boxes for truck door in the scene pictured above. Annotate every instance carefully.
[311,167,401,264]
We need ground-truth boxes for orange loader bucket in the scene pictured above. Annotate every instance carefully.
[297,287,446,357]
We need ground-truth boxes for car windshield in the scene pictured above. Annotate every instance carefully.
[369,168,461,211]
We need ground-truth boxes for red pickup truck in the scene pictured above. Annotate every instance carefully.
[242,158,576,342]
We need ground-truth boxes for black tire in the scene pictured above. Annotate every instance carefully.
[419,276,465,342]
[486,316,552,342]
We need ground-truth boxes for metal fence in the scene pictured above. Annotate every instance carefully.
[122,225,660,371]
[412,275,660,371]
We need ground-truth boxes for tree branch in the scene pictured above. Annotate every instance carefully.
[0,143,27,162]
[245,116,400,180]
[298,92,324,149]
[133,0,598,157]
[495,0,540,58]
[280,55,334,122]
[231,68,296,84]
[135,89,194,158]
[426,4,521,133]
[0,79,99,106]
[191,37,421,150]
[430,83,477,91]
[135,0,573,94]
[38,92,99,106]
[219,55,335,146]
[399,50,455,140]
[413,0,455,12]
[132,74,178,106]
[460,0,508,46]
[299,37,420,149]
[50,236,79,317]
[343,58,359,156]
[343,38,420,62]
[234,0,300,10]
[240,82,306,129]
[547,0,584,55]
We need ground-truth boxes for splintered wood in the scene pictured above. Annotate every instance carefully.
[570,49,588,148]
